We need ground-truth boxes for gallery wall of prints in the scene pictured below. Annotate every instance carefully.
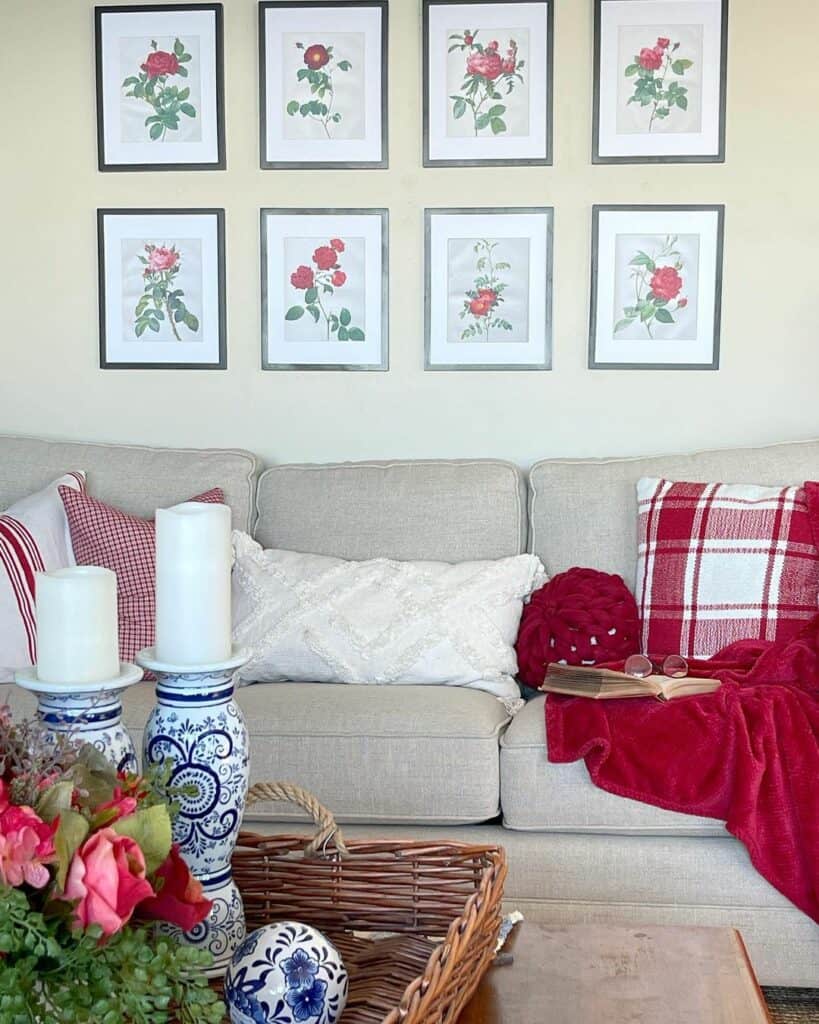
[3,0,819,465]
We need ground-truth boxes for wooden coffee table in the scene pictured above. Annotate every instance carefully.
[458,923,772,1023]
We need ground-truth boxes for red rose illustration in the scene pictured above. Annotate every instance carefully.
[141,50,180,79]
[650,266,684,301]
[488,40,500,51]
[331,270,347,287]
[463,33,474,45]
[304,44,330,70]
[677,297,688,308]
[469,297,491,316]
[290,265,314,290]
[330,238,345,252]
[501,57,516,73]
[638,47,663,71]
[146,246,178,273]
[312,246,338,271]
[657,37,671,50]
[466,50,504,80]
[477,288,498,305]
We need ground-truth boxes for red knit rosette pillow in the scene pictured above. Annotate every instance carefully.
[515,567,640,687]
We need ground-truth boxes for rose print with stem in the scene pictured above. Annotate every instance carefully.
[286,42,352,138]
[614,236,688,339]
[133,244,199,340]
[286,238,365,341]
[122,38,196,141]
[625,37,693,131]
[458,240,513,342]
[447,30,525,136]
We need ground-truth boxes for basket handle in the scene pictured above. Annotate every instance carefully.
[246,781,349,859]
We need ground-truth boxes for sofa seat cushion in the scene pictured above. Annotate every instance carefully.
[501,696,725,836]
[124,681,510,826]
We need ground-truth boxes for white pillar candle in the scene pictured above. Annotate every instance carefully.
[155,502,232,666]
[35,567,120,684]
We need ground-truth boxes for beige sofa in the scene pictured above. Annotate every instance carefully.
[3,432,818,987]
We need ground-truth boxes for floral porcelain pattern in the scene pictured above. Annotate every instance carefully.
[225,922,348,1024]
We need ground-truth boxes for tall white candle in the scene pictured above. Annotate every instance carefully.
[155,502,232,665]
[35,567,120,684]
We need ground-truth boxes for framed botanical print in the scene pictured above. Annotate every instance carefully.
[423,1,553,167]
[259,1,388,169]
[98,209,226,369]
[589,205,725,370]
[95,4,225,172]
[425,208,553,370]
[261,208,388,370]
[593,0,728,163]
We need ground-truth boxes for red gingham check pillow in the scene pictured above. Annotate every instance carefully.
[59,486,224,664]
[636,477,819,659]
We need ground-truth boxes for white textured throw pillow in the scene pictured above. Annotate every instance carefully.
[231,531,547,701]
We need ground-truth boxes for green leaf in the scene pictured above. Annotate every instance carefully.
[672,59,693,74]
[629,252,656,270]
[183,312,199,331]
[490,116,506,134]
[306,305,320,322]
[180,103,196,117]
[54,810,90,890]
[135,320,148,337]
[337,326,349,341]
[348,327,365,341]
[122,76,140,86]
[304,287,318,304]
[475,112,492,131]
[177,65,188,77]
[286,99,299,115]
[285,305,305,320]
[133,82,145,98]
[487,104,506,117]
[149,122,163,140]
[113,806,172,875]
[453,96,467,119]
[654,307,674,324]
[177,86,190,101]
[340,308,351,326]
[614,317,636,333]
[174,37,184,56]
[148,319,160,332]
[337,60,352,71]
[178,52,192,62]
[625,63,639,76]
[675,94,688,110]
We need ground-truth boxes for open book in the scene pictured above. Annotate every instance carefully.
[540,663,721,701]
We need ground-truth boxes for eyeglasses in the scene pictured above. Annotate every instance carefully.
[624,653,688,680]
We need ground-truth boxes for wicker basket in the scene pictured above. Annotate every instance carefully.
[225,781,507,1024]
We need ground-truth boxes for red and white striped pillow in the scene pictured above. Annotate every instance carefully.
[59,486,224,664]
[636,477,819,659]
[0,472,86,680]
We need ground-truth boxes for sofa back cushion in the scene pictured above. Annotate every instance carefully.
[0,434,259,531]
[529,439,819,586]
[254,459,527,561]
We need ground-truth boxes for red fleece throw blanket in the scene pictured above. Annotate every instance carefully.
[546,615,819,923]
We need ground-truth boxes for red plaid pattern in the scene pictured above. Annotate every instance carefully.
[59,486,224,663]
[636,477,819,659]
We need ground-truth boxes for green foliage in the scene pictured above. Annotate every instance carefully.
[0,887,224,1023]
[121,40,196,141]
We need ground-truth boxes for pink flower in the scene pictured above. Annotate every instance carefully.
[677,297,688,308]
[656,37,671,50]
[469,297,491,317]
[312,245,338,271]
[0,802,57,890]
[466,50,504,80]
[329,238,345,252]
[290,265,314,290]
[146,246,178,272]
[331,270,346,287]
[488,40,499,51]
[94,787,139,825]
[477,287,498,305]
[501,57,516,73]
[463,33,474,45]
[141,50,179,79]
[638,47,663,71]
[650,266,684,302]
[63,828,154,937]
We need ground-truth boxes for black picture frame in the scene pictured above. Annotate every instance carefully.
[592,0,729,165]
[95,3,226,172]
[98,208,227,370]
[422,0,553,168]
[260,207,389,370]
[588,204,725,371]
[259,0,389,170]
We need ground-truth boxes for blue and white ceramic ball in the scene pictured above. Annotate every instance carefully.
[225,921,349,1024]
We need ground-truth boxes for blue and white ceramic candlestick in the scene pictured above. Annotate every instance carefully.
[14,663,143,773]
[137,644,250,976]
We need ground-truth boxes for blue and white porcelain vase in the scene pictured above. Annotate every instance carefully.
[225,922,349,1024]
[137,645,250,975]
[13,663,143,773]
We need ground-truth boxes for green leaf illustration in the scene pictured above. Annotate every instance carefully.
[177,65,188,77]
[475,112,492,130]
[453,97,467,119]
[178,52,192,62]
[149,122,163,140]
[675,94,688,109]
[654,307,675,324]
[306,305,320,323]
[490,116,506,134]
[148,319,160,332]
[348,327,365,341]
[340,308,352,326]
[337,326,349,341]
[286,100,299,115]
[285,306,305,320]
[625,63,639,76]
[487,104,506,117]
[305,287,318,304]
[180,103,196,117]
[174,38,184,56]
[177,87,190,101]
[630,252,656,270]
[337,60,352,71]
[672,59,693,74]
[183,312,199,332]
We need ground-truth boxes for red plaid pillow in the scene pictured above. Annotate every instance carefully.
[59,486,224,663]
[636,477,819,659]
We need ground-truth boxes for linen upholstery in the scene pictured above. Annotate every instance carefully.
[529,438,819,584]
[500,697,725,836]
[0,434,259,531]
[254,460,527,560]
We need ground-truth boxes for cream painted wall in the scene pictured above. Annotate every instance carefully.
[1,0,818,467]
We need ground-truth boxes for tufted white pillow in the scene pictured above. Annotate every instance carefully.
[231,531,546,701]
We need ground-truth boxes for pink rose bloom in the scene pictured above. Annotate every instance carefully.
[95,787,139,824]
[0,803,57,889]
[141,50,179,79]
[331,270,346,287]
[147,246,179,272]
[657,37,671,50]
[466,49,504,80]
[638,46,663,71]
[650,266,684,301]
[290,265,314,290]
[329,238,345,253]
[63,828,154,937]
[488,40,499,51]
[677,297,688,308]
[312,245,339,271]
